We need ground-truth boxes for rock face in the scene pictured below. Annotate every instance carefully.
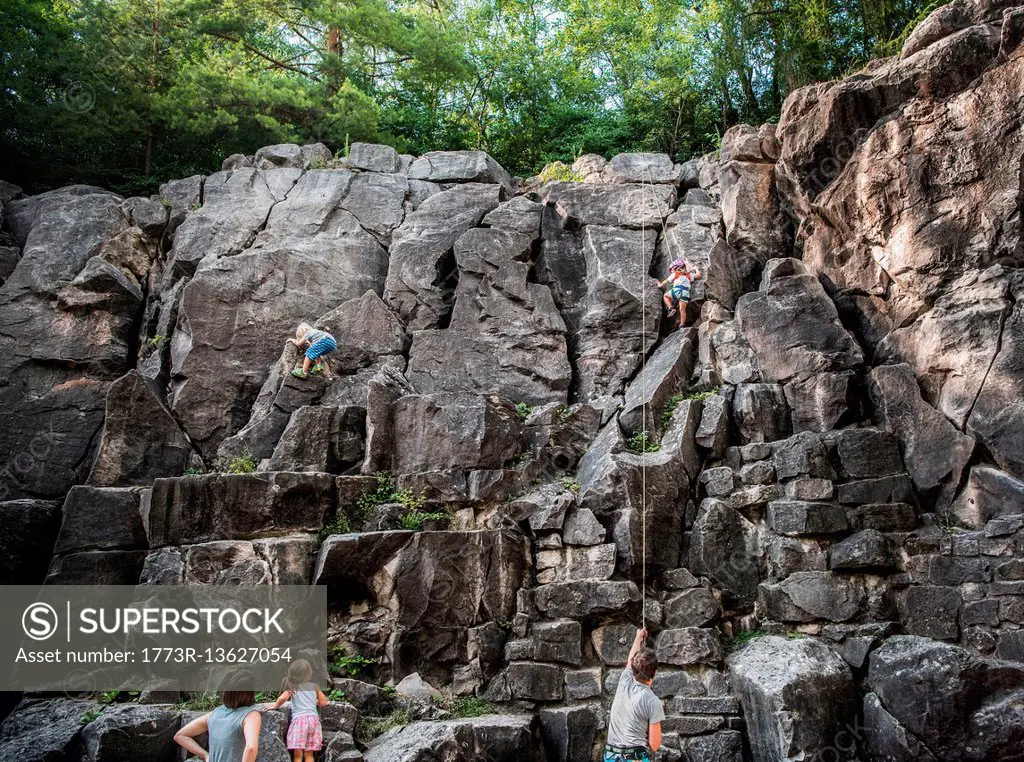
[729,636,857,762]
[4,13,1024,751]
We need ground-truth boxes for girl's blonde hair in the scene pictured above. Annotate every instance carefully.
[295,322,313,341]
[281,658,314,692]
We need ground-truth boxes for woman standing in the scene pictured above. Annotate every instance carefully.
[174,678,262,762]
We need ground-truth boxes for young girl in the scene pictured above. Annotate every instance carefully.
[266,659,329,762]
[659,258,701,328]
[289,322,337,379]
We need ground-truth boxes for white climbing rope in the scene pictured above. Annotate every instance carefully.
[640,169,648,634]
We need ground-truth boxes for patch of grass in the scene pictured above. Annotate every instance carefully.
[318,515,352,540]
[329,646,375,677]
[431,693,495,718]
[361,708,412,740]
[559,477,581,493]
[398,509,449,531]
[626,431,661,453]
[306,155,329,170]
[537,161,583,184]
[355,474,426,515]
[214,454,258,474]
[81,708,102,724]
[514,402,534,421]
[724,629,766,652]
[554,404,572,422]
[325,688,346,702]
[183,464,206,475]
[254,692,274,703]
[175,693,222,712]
[660,388,720,428]
[98,690,120,705]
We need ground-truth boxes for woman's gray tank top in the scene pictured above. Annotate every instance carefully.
[207,705,258,762]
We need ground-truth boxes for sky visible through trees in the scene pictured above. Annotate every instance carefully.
[1,0,933,194]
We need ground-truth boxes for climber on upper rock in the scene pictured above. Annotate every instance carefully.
[659,258,700,329]
[289,323,337,379]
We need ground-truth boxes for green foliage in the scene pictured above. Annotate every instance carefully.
[361,708,412,741]
[81,708,102,724]
[398,509,450,531]
[325,688,346,702]
[183,464,206,476]
[559,477,581,494]
[514,402,534,421]
[660,387,720,427]
[554,405,572,422]
[355,474,425,514]
[431,693,495,717]
[626,431,661,453]
[214,454,258,474]
[98,690,120,705]
[319,515,352,540]
[724,629,767,652]
[329,646,375,677]
[175,693,222,712]
[537,161,582,183]
[254,692,274,703]
[1,0,930,194]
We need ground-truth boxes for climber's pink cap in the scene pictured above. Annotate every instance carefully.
[669,259,687,270]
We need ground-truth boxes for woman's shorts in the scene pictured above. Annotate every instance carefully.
[305,336,337,361]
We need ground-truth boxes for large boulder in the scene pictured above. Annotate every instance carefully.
[144,472,335,546]
[142,534,317,585]
[575,225,663,400]
[364,715,539,762]
[865,635,1024,760]
[728,636,857,762]
[169,174,389,453]
[384,183,503,330]
[80,704,181,762]
[390,392,521,473]
[0,499,61,583]
[406,226,571,405]
[577,401,701,579]
[314,530,527,681]
[0,186,138,500]
[540,182,676,229]
[409,151,514,190]
[0,698,100,762]
[87,370,194,486]
[868,363,975,510]
[53,486,147,555]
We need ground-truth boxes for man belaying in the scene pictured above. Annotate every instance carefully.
[604,627,664,761]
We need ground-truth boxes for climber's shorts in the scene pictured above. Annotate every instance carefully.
[669,283,690,303]
[305,336,337,360]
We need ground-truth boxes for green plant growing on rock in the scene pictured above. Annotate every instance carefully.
[81,708,101,724]
[361,708,412,741]
[214,454,258,474]
[175,693,222,712]
[724,629,766,652]
[398,509,449,531]
[626,431,661,453]
[514,402,534,421]
[98,690,120,705]
[325,688,346,702]
[431,693,494,718]
[329,646,375,677]
[319,515,352,540]
[554,404,572,422]
[306,155,329,170]
[537,161,583,183]
[559,477,581,493]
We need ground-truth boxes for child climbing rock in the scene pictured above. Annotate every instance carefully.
[659,259,701,328]
[265,659,329,762]
[289,322,337,379]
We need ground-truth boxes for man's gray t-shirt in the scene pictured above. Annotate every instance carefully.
[607,668,665,748]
